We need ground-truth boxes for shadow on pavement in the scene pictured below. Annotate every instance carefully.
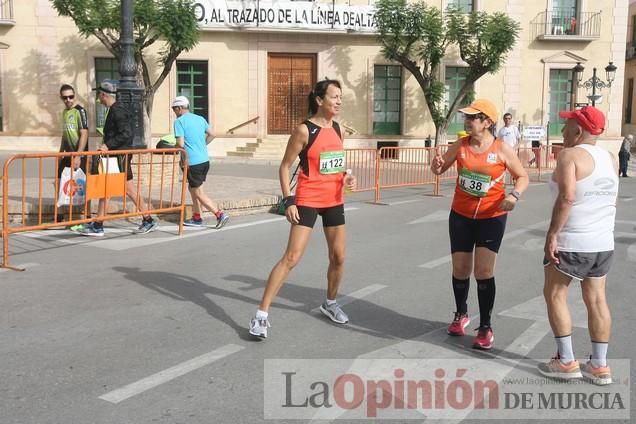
[111,267,541,365]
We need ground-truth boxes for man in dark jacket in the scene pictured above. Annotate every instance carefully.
[619,134,632,177]
[78,80,157,236]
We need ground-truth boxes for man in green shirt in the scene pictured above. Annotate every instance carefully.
[57,84,88,225]
[59,84,88,177]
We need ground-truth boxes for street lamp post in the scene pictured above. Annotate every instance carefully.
[572,61,617,107]
[118,0,146,148]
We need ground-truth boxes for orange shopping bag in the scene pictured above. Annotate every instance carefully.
[86,156,126,200]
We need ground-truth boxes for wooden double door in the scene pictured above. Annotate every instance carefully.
[268,53,316,134]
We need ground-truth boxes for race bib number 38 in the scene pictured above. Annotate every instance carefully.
[458,168,491,197]
[319,151,345,174]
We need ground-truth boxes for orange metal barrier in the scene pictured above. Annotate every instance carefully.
[435,144,459,185]
[1,148,188,270]
[345,148,378,193]
[374,147,438,202]
[517,145,562,181]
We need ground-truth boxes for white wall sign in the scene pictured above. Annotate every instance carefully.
[523,125,545,140]
[194,0,377,33]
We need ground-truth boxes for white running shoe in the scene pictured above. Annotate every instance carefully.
[319,301,349,324]
[249,317,271,338]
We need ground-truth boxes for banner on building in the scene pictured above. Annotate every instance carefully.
[194,0,377,33]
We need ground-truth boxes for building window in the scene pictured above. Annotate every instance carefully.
[551,0,577,35]
[94,58,121,130]
[373,65,402,135]
[548,68,573,136]
[445,67,472,135]
[447,0,474,13]
[0,0,13,21]
[176,61,209,122]
[626,78,634,124]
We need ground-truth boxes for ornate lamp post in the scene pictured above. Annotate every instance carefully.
[118,0,146,148]
[572,61,617,107]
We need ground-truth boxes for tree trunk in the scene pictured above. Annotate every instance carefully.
[434,126,448,146]
[143,90,154,145]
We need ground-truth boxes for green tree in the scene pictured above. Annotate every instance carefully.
[52,0,200,138]
[375,0,520,144]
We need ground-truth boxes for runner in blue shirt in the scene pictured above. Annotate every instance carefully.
[172,96,229,228]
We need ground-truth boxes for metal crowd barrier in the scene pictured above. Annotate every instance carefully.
[1,148,188,271]
[517,144,562,181]
[345,143,564,204]
[346,147,440,203]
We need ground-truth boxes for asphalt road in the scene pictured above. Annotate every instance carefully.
[1,171,635,423]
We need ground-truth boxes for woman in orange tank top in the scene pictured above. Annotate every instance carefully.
[431,99,529,350]
[248,79,357,339]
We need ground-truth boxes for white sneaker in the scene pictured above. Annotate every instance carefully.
[249,317,271,338]
[319,301,349,324]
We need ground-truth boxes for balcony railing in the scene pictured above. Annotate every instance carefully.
[0,0,14,23]
[533,9,601,40]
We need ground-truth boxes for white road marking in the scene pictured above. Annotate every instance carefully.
[0,262,39,272]
[418,220,549,269]
[311,284,387,313]
[628,244,636,262]
[386,199,425,206]
[313,292,585,422]
[499,291,588,328]
[616,219,636,225]
[99,344,244,404]
[520,237,544,251]
[615,231,636,239]
[16,208,360,251]
[407,209,448,225]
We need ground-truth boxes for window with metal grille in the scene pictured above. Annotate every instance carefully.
[94,58,121,130]
[373,65,402,135]
[548,68,573,136]
[626,78,633,124]
[176,61,209,122]
[445,67,472,135]
[552,0,578,35]
[447,0,474,13]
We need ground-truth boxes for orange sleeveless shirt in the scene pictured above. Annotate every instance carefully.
[451,137,507,219]
[295,120,345,208]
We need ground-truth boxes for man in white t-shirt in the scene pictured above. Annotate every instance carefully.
[497,113,521,149]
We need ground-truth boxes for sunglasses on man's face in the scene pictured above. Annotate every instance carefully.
[464,113,487,121]
[60,95,75,100]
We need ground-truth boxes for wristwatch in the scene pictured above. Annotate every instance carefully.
[509,190,521,200]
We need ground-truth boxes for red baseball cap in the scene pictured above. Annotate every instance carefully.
[559,106,605,135]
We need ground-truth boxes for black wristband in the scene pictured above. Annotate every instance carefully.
[283,195,296,209]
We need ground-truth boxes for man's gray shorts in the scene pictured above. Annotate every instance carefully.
[543,251,614,280]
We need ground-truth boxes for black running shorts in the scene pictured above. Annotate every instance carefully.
[187,161,210,188]
[297,204,345,228]
[449,209,507,253]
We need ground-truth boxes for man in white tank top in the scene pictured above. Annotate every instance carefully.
[538,106,618,386]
